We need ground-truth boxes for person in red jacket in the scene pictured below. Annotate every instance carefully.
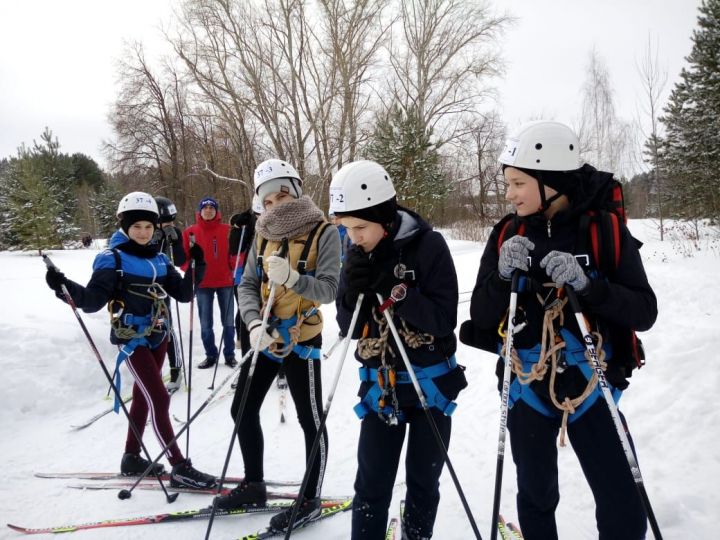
[182,197,237,369]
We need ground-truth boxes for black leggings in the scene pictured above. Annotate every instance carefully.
[230,350,327,499]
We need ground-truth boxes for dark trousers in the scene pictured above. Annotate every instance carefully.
[124,339,183,465]
[230,351,327,499]
[508,400,647,540]
[351,408,451,540]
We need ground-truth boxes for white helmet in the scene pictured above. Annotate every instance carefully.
[116,191,159,217]
[498,121,580,171]
[252,194,264,214]
[329,160,396,214]
[253,159,302,194]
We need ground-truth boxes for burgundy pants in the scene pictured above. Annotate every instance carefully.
[124,339,184,465]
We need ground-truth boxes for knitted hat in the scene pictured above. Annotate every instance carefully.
[505,165,578,197]
[257,178,302,204]
[198,197,219,212]
[120,210,159,234]
[335,196,397,226]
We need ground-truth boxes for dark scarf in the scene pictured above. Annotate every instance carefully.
[117,239,161,258]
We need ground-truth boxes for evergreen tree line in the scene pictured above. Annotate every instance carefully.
[1,0,717,250]
[636,0,720,223]
[0,128,117,250]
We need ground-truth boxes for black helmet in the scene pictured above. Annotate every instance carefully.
[155,196,177,223]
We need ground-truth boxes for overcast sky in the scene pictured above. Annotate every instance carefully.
[0,0,702,170]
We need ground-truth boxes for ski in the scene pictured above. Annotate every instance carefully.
[67,481,348,501]
[35,472,300,487]
[6,499,347,535]
[69,396,132,430]
[235,498,352,540]
[73,374,170,430]
[498,514,523,540]
[385,499,404,539]
[507,520,524,539]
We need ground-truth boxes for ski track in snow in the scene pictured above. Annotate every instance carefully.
[1,219,718,539]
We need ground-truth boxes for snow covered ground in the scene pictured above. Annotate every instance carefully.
[0,219,718,539]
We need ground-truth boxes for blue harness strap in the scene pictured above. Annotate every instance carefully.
[354,356,459,420]
[507,329,621,421]
[111,314,164,413]
[259,312,321,363]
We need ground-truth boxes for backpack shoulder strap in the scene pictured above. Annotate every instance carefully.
[297,221,330,275]
[496,214,524,253]
[111,248,124,294]
[580,210,621,275]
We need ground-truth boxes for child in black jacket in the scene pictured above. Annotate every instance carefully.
[463,121,657,540]
[332,160,467,540]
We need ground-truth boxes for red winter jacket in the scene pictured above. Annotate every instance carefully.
[182,211,233,289]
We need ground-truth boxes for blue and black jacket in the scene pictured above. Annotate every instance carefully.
[336,207,467,414]
[61,229,205,347]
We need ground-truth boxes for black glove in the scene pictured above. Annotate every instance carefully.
[344,248,395,300]
[45,266,68,294]
[189,243,205,264]
[230,211,254,228]
[162,225,179,243]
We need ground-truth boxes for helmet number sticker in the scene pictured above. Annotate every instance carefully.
[500,137,519,165]
[329,186,346,210]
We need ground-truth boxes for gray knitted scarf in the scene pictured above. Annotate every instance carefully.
[255,195,325,241]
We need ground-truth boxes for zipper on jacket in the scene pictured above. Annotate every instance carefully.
[547,219,552,238]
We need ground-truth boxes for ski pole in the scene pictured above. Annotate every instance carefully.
[168,235,188,389]
[375,292,483,540]
[115,347,253,499]
[174,299,187,388]
[490,271,521,540]
[42,254,178,504]
[565,286,663,540]
[205,238,289,540]
[283,294,365,539]
[209,225,246,390]
[321,333,344,360]
[186,233,196,458]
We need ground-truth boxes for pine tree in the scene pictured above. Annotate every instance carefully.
[3,146,68,250]
[90,180,124,239]
[660,0,720,221]
[364,106,449,221]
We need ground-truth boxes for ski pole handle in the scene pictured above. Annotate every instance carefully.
[41,253,57,270]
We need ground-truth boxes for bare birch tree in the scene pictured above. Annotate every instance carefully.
[386,0,508,146]
[636,34,668,239]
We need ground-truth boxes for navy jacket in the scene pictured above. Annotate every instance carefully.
[464,167,657,389]
[336,208,467,407]
[62,230,205,346]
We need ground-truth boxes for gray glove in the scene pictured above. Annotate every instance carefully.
[498,235,535,279]
[540,251,589,291]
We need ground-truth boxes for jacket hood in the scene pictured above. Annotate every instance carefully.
[392,206,432,248]
[521,163,617,228]
[109,229,129,249]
